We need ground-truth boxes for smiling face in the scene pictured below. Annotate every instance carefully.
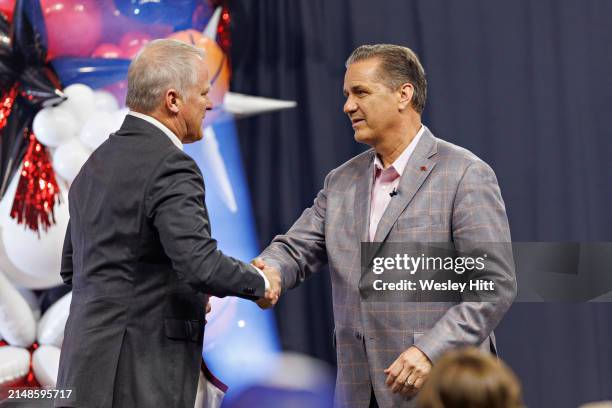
[343,58,403,147]
[178,59,213,143]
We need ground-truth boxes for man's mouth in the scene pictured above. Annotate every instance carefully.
[351,118,365,127]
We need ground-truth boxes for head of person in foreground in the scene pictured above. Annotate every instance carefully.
[417,347,524,408]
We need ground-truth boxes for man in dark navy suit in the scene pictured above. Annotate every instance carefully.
[55,39,280,408]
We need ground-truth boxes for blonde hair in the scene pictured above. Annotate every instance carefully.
[418,348,523,408]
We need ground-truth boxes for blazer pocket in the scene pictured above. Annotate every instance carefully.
[164,318,203,343]
[397,214,444,230]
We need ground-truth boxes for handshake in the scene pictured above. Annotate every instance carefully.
[252,258,282,309]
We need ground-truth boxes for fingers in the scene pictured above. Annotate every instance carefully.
[256,296,276,309]
[251,257,266,269]
[384,360,403,387]
[205,302,212,314]
[385,347,432,395]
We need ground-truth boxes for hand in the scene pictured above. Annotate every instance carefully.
[205,301,212,314]
[252,258,281,309]
[384,346,432,397]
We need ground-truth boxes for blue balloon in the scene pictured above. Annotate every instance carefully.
[51,57,131,89]
[113,0,198,30]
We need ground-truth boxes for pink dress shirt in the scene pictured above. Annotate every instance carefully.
[369,126,426,241]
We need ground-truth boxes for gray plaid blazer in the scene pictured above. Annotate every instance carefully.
[260,127,516,407]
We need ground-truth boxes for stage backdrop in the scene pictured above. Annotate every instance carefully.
[230,1,612,407]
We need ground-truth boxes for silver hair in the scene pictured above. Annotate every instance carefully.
[126,39,205,113]
[346,44,427,114]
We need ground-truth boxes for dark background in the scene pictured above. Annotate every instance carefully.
[230,1,612,407]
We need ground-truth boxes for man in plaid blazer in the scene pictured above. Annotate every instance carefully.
[256,44,517,407]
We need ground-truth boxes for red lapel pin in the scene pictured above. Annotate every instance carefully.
[420,165,427,171]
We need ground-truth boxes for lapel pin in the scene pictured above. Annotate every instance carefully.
[420,166,427,171]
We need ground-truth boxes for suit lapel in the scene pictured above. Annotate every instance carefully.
[354,150,376,242]
[372,129,438,243]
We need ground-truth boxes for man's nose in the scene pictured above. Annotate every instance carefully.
[343,97,357,114]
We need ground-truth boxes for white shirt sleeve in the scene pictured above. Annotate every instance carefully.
[250,264,270,291]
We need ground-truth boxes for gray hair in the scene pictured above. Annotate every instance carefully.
[346,44,427,114]
[126,39,205,113]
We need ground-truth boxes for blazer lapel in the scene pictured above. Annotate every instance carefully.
[372,129,438,243]
[354,150,376,242]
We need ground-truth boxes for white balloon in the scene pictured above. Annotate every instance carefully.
[0,270,36,347]
[52,139,92,183]
[0,260,63,289]
[1,195,69,280]
[63,84,95,126]
[32,345,61,387]
[0,346,30,385]
[93,90,119,113]
[37,292,72,347]
[79,111,116,150]
[17,287,41,321]
[0,174,63,289]
[32,105,78,147]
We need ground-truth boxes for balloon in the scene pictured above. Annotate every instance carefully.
[32,345,61,387]
[51,56,131,90]
[37,292,71,347]
[0,270,36,347]
[0,346,30,385]
[92,43,123,59]
[41,0,102,59]
[0,258,63,289]
[52,139,92,183]
[79,111,117,150]
[62,83,95,126]
[1,192,69,279]
[167,30,230,108]
[113,0,197,28]
[0,0,15,23]
[0,175,63,289]
[119,31,152,59]
[32,105,78,147]
[93,90,120,113]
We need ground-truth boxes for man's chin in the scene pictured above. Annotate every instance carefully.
[353,131,374,146]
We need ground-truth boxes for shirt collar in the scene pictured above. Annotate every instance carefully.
[128,111,183,151]
[373,124,426,176]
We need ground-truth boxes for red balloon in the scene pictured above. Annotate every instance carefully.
[92,43,122,59]
[119,31,152,59]
[41,0,102,59]
[0,0,15,22]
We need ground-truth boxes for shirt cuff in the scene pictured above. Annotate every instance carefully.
[251,264,270,291]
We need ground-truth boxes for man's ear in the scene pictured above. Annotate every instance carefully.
[165,89,180,114]
[398,82,414,111]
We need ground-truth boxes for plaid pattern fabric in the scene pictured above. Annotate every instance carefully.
[261,128,516,407]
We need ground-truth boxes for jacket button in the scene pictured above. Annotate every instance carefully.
[354,331,362,340]
[244,287,254,294]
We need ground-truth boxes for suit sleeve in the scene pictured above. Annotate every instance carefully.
[413,160,517,362]
[259,171,331,292]
[145,150,265,299]
[60,219,73,286]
